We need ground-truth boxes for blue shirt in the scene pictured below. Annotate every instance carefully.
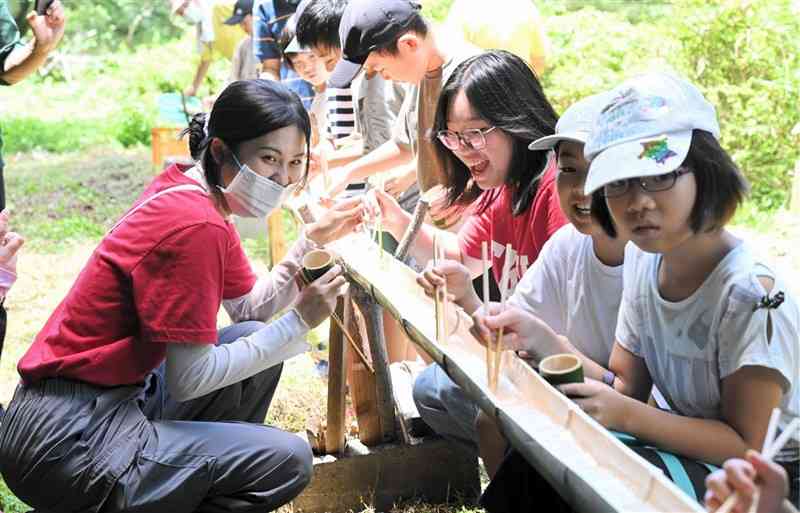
[252,0,314,109]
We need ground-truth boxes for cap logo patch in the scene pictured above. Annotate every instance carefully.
[638,137,676,164]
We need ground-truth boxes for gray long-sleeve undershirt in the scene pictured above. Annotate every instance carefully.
[164,166,317,402]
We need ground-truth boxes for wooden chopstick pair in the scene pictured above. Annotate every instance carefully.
[716,408,799,513]
[484,241,513,391]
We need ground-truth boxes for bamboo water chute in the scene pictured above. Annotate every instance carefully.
[325,230,706,513]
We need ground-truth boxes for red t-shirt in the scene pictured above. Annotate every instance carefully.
[459,161,566,290]
[18,164,257,387]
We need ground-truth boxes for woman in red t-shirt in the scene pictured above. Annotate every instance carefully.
[370,50,565,461]
[372,50,565,294]
[0,80,363,512]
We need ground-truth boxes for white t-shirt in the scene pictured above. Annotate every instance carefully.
[616,242,800,462]
[509,224,623,367]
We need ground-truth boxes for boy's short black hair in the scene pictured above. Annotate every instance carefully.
[591,129,750,238]
[278,25,297,71]
[371,12,429,55]
[296,0,348,51]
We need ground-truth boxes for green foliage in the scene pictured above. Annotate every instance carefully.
[64,0,182,53]
[1,117,111,154]
[670,0,800,210]
[115,105,155,147]
[422,0,455,23]
[0,478,29,513]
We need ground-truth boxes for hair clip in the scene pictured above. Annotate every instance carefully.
[753,291,785,312]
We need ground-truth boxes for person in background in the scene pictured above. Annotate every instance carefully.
[172,0,246,97]
[444,0,549,75]
[0,209,23,420]
[252,0,314,108]
[279,27,330,146]
[0,0,64,417]
[325,0,481,225]
[225,0,258,82]
[294,0,407,183]
[706,452,798,513]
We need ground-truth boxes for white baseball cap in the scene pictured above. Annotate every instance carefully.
[528,91,615,151]
[583,72,720,195]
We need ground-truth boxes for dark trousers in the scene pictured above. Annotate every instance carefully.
[0,321,312,513]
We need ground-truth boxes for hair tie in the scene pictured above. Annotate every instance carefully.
[203,112,211,137]
[753,291,785,312]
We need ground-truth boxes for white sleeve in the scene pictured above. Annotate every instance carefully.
[508,236,565,335]
[165,310,310,402]
[223,235,316,323]
[615,243,644,356]
[718,273,799,392]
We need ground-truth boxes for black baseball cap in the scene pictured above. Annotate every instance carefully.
[224,0,254,25]
[329,0,422,88]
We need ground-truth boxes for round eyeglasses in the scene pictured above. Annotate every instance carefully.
[602,168,692,198]
[436,126,497,151]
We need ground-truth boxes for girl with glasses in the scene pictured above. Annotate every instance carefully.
[0,80,364,512]
[367,49,567,465]
[369,49,565,293]
[488,72,799,507]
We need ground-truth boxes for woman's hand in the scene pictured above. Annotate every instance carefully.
[293,265,348,328]
[560,379,633,432]
[705,451,790,513]
[306,197,364,246]
[0,210,24,272]
[417,260,478,311]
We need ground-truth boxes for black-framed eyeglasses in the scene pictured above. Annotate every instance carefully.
[602,167,692,198]
[436,126,497,151]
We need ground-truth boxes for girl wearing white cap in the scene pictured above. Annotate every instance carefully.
[550,72,798,505]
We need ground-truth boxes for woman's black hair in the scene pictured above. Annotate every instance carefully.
[431,50,558,215]
[591,129,750,237]
[184,80,312,198]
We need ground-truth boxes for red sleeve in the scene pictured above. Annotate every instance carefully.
[222,223,257,300]
[132,223,229,344]
[458,203,493,261]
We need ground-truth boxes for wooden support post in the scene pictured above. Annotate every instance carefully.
[267,210,287,267]
[354,288,396,444]
[325,296,348,455]
[346,299,382,445]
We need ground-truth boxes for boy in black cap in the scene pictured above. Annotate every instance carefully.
[224,0,258,81]
[323,0,479,214]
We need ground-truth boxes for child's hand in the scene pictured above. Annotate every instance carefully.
[482,305,561,358]
[0,210,24,272]
[364,188,405,237]
[560,379,632,432]
[704,450,790,513]
[416,260,474,307]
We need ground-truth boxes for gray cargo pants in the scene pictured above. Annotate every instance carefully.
[0,321,312,513]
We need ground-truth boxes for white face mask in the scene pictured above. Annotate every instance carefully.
[217,154,291,218]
